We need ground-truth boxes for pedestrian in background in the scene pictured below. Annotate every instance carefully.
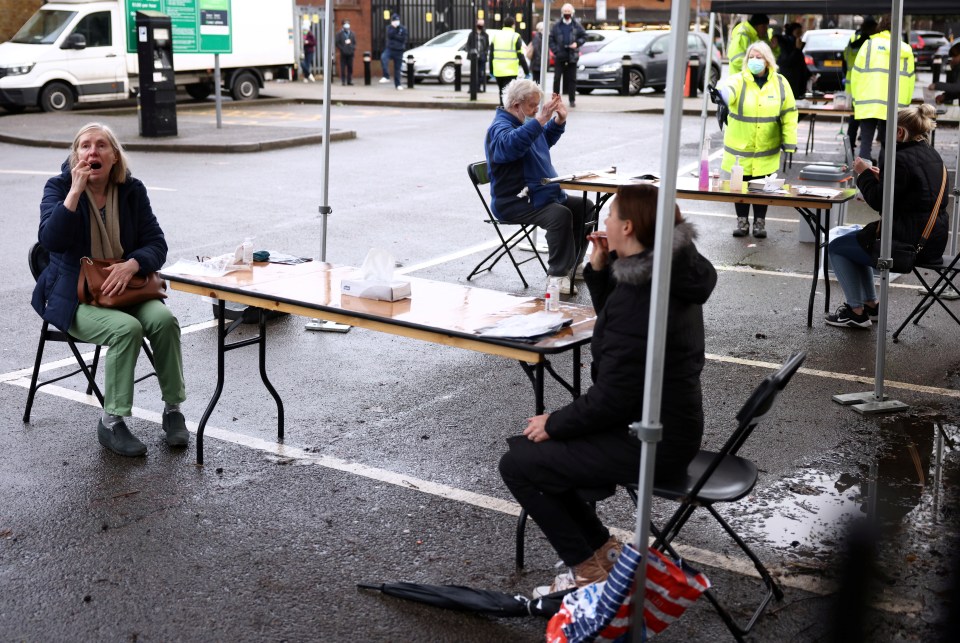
[380,13,408,90]
[527,22,545,85]
[727,13,769,75]
[301,28,316,82]
[490,16,529,107]
[842,17,878,159]
[776,24,811,99]
[719,41,798,239]
[929,41,960,106]
[549,4,586,107]
[850,16,915,162]
[466,19,489,92]
[335,19,356,86]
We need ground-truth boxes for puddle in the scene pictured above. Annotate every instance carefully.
[734,416,960,561]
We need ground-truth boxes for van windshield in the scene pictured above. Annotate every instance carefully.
[12,10,77,44]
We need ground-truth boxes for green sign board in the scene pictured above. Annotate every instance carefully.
[125,0,232,54]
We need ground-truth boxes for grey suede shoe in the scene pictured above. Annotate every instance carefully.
[732,217,750,237]
[162,411,189,447]
[97,420,147,457]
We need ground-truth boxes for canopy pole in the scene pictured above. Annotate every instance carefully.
[697,12,717,162]
[834,0,908,414]
[631,0,691,639]
[305,1,350,333]
[539,0,552,103]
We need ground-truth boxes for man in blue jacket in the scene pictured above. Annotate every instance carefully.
[550,4,587,107]
[484,79,591,293]
[380,13,408,90]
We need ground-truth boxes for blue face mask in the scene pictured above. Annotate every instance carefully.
[747,59,766,75]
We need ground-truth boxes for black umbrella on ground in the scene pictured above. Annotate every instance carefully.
[358,582,568,617]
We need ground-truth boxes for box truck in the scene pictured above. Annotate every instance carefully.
[0,0,294,113]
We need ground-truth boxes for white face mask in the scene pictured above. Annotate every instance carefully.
[343,23,350,30]
[391,20,399,27]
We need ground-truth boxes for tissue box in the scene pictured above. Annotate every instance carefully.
[340,278,411,302]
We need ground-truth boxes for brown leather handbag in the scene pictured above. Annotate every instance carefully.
[77,257,167,308]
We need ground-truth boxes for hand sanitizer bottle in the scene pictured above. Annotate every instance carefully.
[730,156,744,192]
[698,144,710,190]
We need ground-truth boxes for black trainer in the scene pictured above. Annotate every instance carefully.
[863,302,880,321]
[825,303,872,329]
[98,420,147,457]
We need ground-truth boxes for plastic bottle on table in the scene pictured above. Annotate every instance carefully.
[545,277,561,312]
[730,156,744,192]
[698,145,710,190]
[242,237,254,264]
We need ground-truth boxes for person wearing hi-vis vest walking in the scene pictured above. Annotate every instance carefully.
[849,16,915,162]
[727,14,769,75]
[490,16,529,107]
[718,41,798,239]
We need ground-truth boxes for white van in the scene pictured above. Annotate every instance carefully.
[0,0,294,112]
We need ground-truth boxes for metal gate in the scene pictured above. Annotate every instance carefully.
[371,1,533,57]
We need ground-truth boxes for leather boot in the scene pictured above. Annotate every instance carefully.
[98,420,147,457]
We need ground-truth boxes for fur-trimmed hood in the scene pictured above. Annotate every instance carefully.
[611,221,714,305]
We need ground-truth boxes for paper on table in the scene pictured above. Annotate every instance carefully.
[797,186,842,198]
[477,311,570,340]
[164,257,251,277]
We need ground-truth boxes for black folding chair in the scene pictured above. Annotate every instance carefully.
[23,243,157,423]
[466,161,547,288]
[513,352,807,642]
[892,253,960,343]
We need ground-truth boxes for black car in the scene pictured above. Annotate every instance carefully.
[909,30,949,68]
[575,30,721,96]
[802,28,854,92]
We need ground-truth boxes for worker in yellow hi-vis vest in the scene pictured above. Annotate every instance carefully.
[490,16,529,107]
[849,15,915,161]
[728,14,770,75]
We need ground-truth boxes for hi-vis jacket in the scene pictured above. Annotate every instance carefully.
[727,21,761,74]
[850,30,915,120]
[721,69,798,176]
[490,26,527,78]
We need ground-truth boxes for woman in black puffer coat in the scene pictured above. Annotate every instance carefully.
[825,104,949,329]
[499,183,717,595]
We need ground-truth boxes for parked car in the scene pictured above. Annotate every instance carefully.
[802,28,854,92]
[909,30,949,68]
[401,28,519,84]
[575,30,721,96]
[579,29,627,55]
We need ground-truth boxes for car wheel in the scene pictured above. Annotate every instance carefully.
[620,69,645,96]
[230,72,259,101]
[576,88,593,95]
[186,82,214,100]
[39,82,75,112]
[439,63,456,84]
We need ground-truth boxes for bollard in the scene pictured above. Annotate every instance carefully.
[468,48,478,101]
[406,55,416,89]
[454,54,463,92]
[932,55,942,85]
[620,55,632,96]
[686,54,700,98]
[363,51,372,85]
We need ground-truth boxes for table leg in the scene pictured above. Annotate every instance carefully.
[797,208,820,327]
[572,346,581,398]
[806,113,817,155]
[820,209,831,314]
[196,300,228,465]
[258,309,285,440]
[534,362,545,414]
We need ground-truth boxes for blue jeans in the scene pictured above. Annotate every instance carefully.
[828,231,876,309]
[856,118,885,161]
[381,50,403,86]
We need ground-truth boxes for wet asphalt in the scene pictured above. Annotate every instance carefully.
[1,79,959,641]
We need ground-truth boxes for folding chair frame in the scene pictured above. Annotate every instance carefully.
[892,254,960,342]
[466,161,547,288]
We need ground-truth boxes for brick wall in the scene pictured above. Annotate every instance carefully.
[0,0,43,43]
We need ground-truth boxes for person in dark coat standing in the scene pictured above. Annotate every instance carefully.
[929,41,960,106]
[335,20,356,86]
[826,104,949,329]
[32,123,188,457]
[380,13,408,89]
[499,184,717,596]
[301,28,317,82]
[776,27,811,99]
[549,4,587,107]
[466,19,489,92]
[528,22,544,84]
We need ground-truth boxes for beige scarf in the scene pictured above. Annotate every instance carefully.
[86,185,123,260]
